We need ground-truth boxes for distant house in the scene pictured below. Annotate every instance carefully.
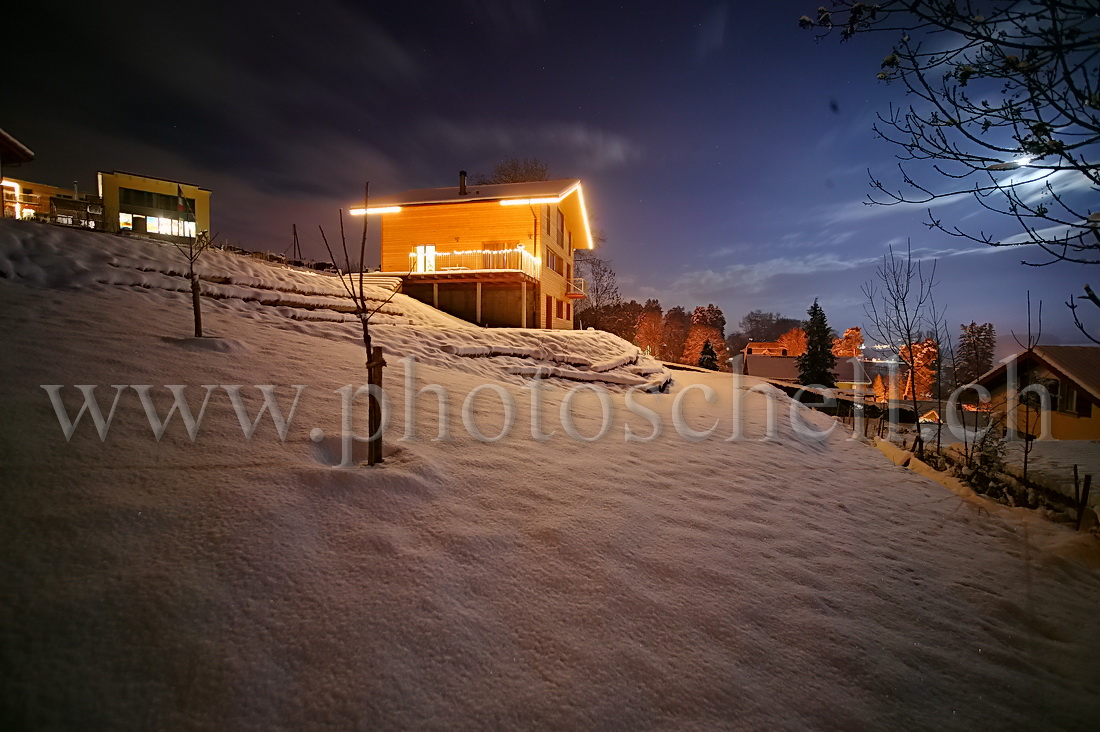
[740,348,871,391]
[1,127,35,219]
[744,341,789,356]
[973,345,1100,440]
[1,176,104,229]
[355,173,592,329]
[98,171,211,243]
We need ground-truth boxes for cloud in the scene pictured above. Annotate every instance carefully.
[696,4,728,58]
[670,251,882,296]
[416,119,642,171]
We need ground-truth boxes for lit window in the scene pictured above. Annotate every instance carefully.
[147,217,160,234]
[184,221,196,238]
[119,213,133,230]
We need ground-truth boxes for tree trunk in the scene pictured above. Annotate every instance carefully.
[191,272,203,338]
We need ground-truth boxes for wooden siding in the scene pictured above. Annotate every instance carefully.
[379,197,578,328]
[380,201,538,273]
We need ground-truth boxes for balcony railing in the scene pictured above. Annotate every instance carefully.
[567,277,587,299]
[408,247,541,279]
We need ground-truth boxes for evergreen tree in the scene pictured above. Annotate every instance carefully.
[956,322,996,385]
[698,340,718,371]
[796,299,837,387]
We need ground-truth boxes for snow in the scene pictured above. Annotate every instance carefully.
[2,218,1100,728]
[1002,440,1100,508]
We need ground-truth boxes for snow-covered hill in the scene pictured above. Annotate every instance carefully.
[0,219,668,389]
[2,218,1099,729]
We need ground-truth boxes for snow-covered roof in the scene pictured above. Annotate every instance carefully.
[974,345,1100,403]
[1034,345,1100,403]
[368,178,581,207]
[0,127,35,165]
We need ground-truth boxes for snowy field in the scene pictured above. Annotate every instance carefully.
[2,219,1100,729]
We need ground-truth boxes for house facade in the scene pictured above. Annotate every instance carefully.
[973,345,1100,440]
[355,173,591,329]
[1,176,104,229]
[98,171,211,243]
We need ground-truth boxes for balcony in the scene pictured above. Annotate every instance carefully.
[408,247,541,279]
[566,277,587,299]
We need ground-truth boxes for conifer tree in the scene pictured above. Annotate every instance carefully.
[956,322,996,385]
[698,340,719,371]
[797,299,837,387]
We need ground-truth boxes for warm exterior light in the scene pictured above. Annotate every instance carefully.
[574,184,594,249]
[1,179,22,219]
[350,206,402,215]
[500,196,562,206]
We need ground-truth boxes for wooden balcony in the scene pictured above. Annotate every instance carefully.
[406,247,542,280]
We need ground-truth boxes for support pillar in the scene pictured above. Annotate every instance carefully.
[433,282,438,308]
[521,281,527,328]
[476,282,482,324]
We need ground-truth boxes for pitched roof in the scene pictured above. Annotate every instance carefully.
[369,178,582,207]
[743,355,870,384]
[1034,345,1100,402]
[974,345,1100,403]
[0,127,35,165]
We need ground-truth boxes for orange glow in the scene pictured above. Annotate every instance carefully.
[1,179,22,218]
[350,206,402,215]
[499,196,562,206]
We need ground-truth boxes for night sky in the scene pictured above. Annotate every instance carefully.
[6,0,1093,347]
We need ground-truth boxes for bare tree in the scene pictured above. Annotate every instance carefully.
[574,245,620,330]
[863,240,940,457]
[173,230,215,338]
[317,183,399,466]
[472,157,550,184]
[802,2,1100,337]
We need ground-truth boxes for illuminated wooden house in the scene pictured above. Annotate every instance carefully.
[355,173,591,329]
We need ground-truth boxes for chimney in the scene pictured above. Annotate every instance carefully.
[459,170,468,196]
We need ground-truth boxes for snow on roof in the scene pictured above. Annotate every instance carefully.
[974,345,1100,403]
[1034,345,1100,403]
[0,127,35,165]
[368,178,582,207]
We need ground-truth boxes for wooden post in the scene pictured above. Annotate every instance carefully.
[1077,474,1092,531]
[367,346,386,465]
[521,281,527,328]
[476,281,482,324]
[433,282,438,308]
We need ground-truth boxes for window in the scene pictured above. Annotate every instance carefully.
[414,244,436,273]
[565,303,571,320]
[57,215,73,225]
[556,299,564,319]
[546,249,564,276]
[557,210,564,247]
[119,213,133,230]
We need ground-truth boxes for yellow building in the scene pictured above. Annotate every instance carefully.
[975,345,1100,440]
[355,173,592,329]
[98,171,211,242]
